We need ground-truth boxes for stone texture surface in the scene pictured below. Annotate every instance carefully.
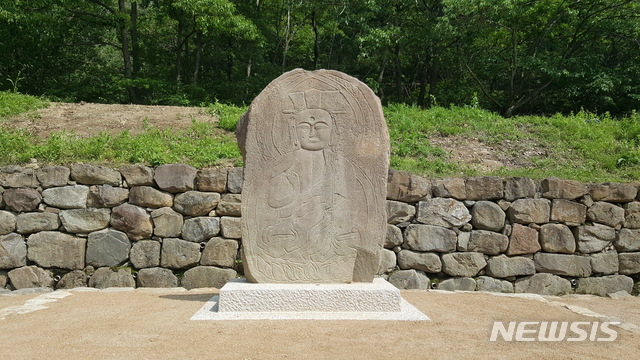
[56,270,88,289]
[110,203,153,240]
[539,223,576,253]
[615,228,640,251]
[551,199,586,225]
[129,240,161,269]
[431,178,466,200]
[15,212,60,234]
[239,69,389,284]
[220,216,242,239]
[136,267,178,288]
[386,169,431,202]
[437,277,476,291]
[119,165,154,186]
[504,177,537,201]
[8,266,54,289]
[385,224,403,248]
[36,166,70,188]
[575,275,634,296]
[86,229,131,267]
[441,252,487,277]
[623,202,640,229]
[485,255,535,278]
[541,177,588,200]
[378,248,397,274]
[386,200,416,224]
[574,224,615,253]
[587,202,625,228]
[154,164,197,193]
[129,186,173,208]
[467,230,508,255]
[0,166,39,188]
[181,266,237,290]
[27,231,86,270]
[160,238,201,269]
[3,188,42,212]
[515,273,572,296]
[226,167,244,194]
[533,253,591,277]
[506,224,540,256]
[475,276,514,293]
[182,217,220,242]
[387,269,430,290]
[470,201,505,231]
[590,183,637,202]
[0,233,27,269]
[465,177,503,200]
[150,207,183,238]
[88,267,135,289]
[404,224,457,252]
[87,185,129,208]
[218,278,402,312]
[416,198,471,228]
[457,231,470,251]
[173,191,220,216]
[71,164,121,185]
[42,185,89,209]
[508,198,550,224]
[60,208,111,233]
[196,168,228,193]
[216,194,242,216]
[618,252,640,275]
[590,251,619,275]
[200,238,239,268]
[0,210,17,235]
[397,250,441,273]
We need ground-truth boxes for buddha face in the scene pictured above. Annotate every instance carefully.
[295,109,332,151]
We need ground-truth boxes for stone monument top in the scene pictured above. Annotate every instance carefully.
[237,69,390,283]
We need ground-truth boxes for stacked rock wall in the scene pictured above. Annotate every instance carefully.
[0,164,243,291]
[1,164,639,296]
[384,171,640,296]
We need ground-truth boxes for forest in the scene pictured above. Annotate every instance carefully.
[1,0,639,116]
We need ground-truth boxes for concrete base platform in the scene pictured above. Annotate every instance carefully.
[191,278,429,321]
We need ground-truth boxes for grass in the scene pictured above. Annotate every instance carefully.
[0,120,242,168]
[1,92,640,182]
[384,103,640,182]
[0,91,49,119]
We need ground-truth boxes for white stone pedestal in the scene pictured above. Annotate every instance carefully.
[191,278,429,321]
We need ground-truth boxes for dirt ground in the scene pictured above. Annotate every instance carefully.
[4,102,218,137]
[0,288,638,360]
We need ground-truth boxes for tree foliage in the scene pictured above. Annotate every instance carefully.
[1,0,639,115]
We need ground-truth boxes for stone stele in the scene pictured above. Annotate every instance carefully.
[237,69,390,283]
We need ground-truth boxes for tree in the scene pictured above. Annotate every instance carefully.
[444,0,640,116]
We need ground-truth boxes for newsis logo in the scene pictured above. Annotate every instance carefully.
[490,321,620,342]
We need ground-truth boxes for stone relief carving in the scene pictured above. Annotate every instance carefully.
[238,69,390,283]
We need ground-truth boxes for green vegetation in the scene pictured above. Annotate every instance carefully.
[0,118,242,169]
[0,91,49,119]
[2,1,639,116]
[385,104,640,182]
[1,94,639,183]
[207,102,247,132]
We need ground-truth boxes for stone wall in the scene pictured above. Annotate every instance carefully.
[0,164,638,296]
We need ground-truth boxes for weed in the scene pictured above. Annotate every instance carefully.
[207,101,247,132]
[1,97,640,182]
[0,91,49,119]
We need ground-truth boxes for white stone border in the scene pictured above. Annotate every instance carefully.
[190,295,429,321]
